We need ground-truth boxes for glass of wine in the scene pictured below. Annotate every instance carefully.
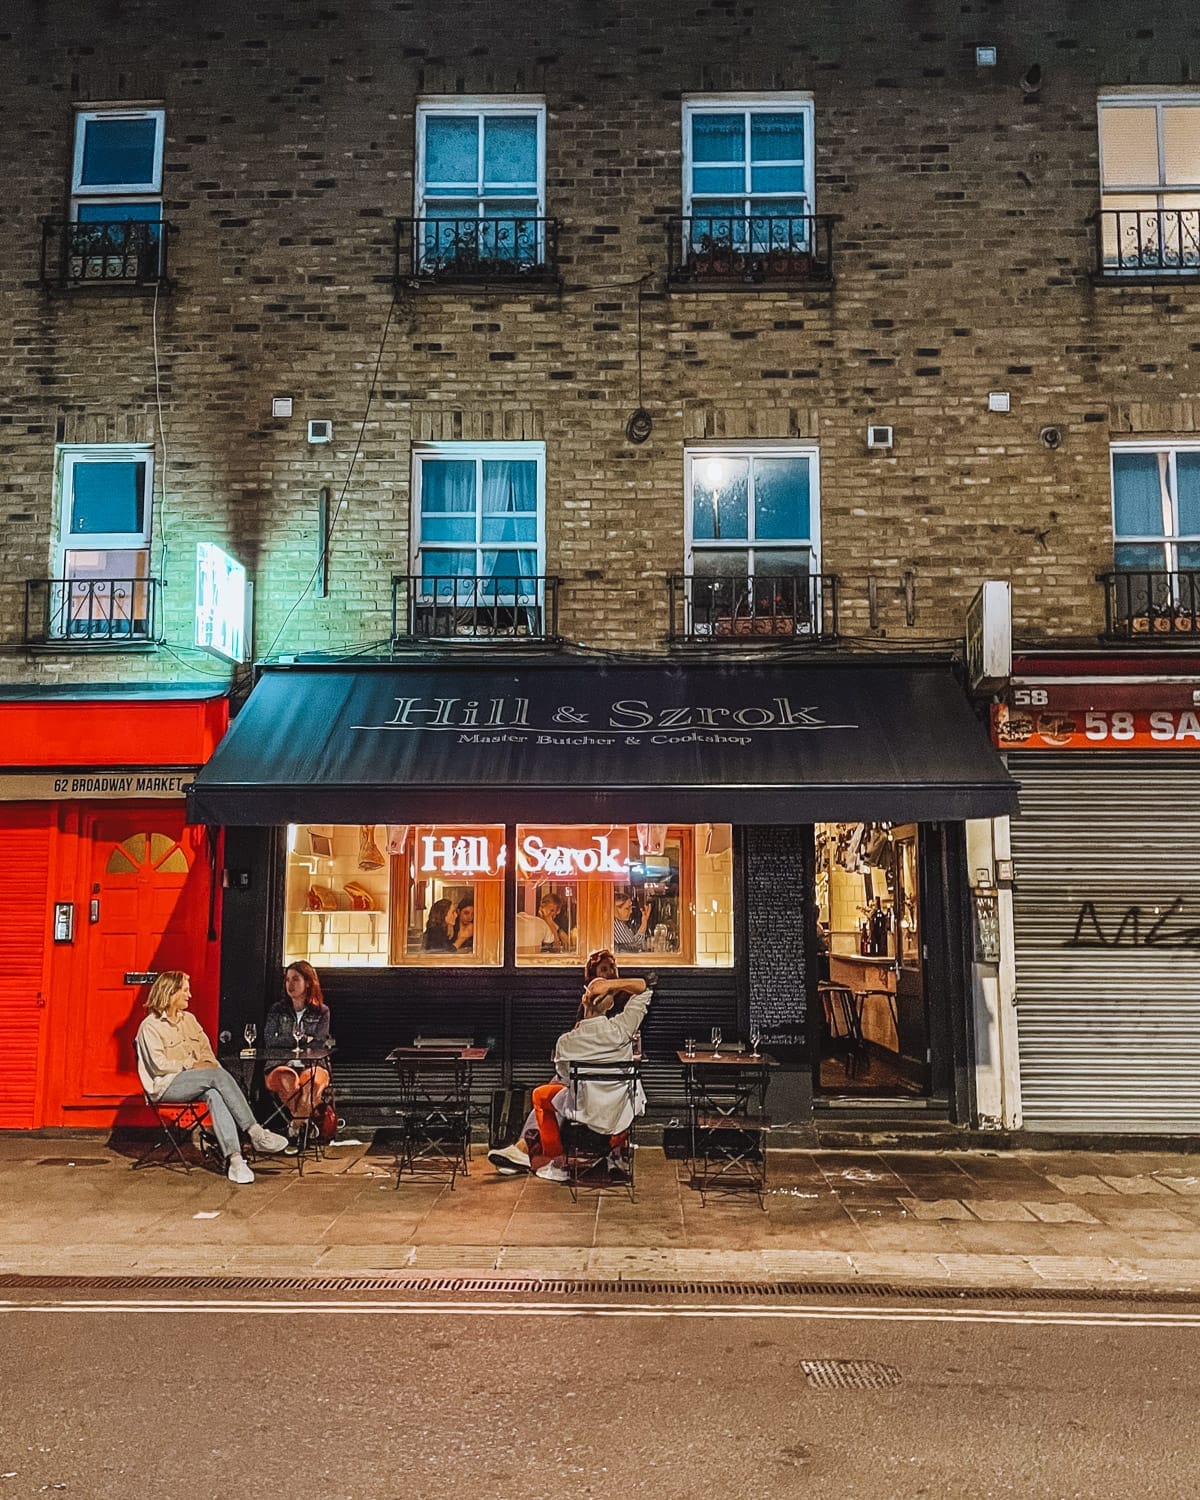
[243,1023,257,1051]
[749,1026,762,1058]
[292,1015,305,1055]
[710,1026,722,1055]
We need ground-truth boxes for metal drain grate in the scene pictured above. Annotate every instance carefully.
[802,1359,902,1391]
[0,1272,1194,1303]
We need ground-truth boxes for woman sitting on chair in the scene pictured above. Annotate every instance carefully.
[264,962,332,1147]
[135,971,288,1184]
[487,949,650,1183]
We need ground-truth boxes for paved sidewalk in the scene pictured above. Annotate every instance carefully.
[5,1134,1200,1292]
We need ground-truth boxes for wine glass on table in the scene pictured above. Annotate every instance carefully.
[749,1025,762,1058]
[292,1015,305,1056]
[710,1026,722,1056]
[243,1022,257,1052]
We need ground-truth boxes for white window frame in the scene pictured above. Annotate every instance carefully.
[684,444,822,578]
[1110,440,1200,576]
[59,444,154,558]
[55,443,155,640]
[415,97,546,221]
[411,441,546,599]
[681,93,815,247]
[1097,92,1200,271]
[71,107,165,218]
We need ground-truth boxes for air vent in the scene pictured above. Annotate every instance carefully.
[866,424,893,450]
[307,419,333,444]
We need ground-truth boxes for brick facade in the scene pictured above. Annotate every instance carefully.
[2,0,1200,682]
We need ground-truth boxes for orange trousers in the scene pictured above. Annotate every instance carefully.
[530,1081,628,1161]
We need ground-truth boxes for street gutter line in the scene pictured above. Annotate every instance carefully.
[3,1299,1200,1329]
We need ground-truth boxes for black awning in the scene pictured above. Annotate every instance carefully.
[188,660,1017,826]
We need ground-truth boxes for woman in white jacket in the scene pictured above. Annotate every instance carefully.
[488,950,650,1182]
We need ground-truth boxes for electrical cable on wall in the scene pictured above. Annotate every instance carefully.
[261,286,399,661]
[151,280,172,616]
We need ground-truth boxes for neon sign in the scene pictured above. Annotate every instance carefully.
[517,830,630,879]
[411,826,632,882]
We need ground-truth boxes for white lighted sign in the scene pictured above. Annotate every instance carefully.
[517,830,631,879]
[965,580,1012,695]
[195,543,249,663]
[414,827,506,881]
[412,826,633,882]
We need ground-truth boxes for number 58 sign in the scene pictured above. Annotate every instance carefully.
[994,697,1200,749]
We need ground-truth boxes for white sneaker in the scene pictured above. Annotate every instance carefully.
[248,1124,289,1154]
[227,1156,255,1185]
[535,1161,570,1183]
[487,1143,531,1173]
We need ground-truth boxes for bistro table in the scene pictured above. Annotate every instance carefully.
[223,1046,334,1176]
[385,1045,490,1189]
[677,1047,776,1208]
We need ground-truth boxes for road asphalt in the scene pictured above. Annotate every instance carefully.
[8,1132,1200,1290]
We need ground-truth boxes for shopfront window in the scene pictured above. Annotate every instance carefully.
[515,823,733,968]
[283,821,733,969]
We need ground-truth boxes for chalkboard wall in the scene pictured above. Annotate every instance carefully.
[746,825,808,1054]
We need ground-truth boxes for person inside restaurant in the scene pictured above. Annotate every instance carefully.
[613,889,652,953]
[422,897,458,952]
[264,960,332,1149]
[135,971,289,1184]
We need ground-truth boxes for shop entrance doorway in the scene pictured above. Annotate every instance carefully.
[813,821,930,1098]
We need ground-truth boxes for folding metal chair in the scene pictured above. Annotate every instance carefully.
[391,1049,473,1190]
[134,1092,220,1174]
[560,1061,641,1203]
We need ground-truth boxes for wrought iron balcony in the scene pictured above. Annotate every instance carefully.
[392,574,561,643]
[667,214,835,287]
[668,573,839,644]
[25,577,160,645]
[1095,208,1200,280]
[397,216,560,288]
[40,219,171,290]
[1099,570,1200,639]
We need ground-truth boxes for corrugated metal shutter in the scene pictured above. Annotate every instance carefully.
[0,818,52,1128]
[1010,752,1200,1131]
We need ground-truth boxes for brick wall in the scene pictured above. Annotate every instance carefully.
[2,0,1200,684]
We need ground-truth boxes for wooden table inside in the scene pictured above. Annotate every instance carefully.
[676,1049,777,1067]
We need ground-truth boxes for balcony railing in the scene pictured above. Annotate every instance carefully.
[25,577,160,645]
[397,216,560,287]
[40,219,171,289]
[1095,208,1200,279]
[1099,570,1200,639]
[392,574,561,643]
[668,573,839,644]
[667,214,835,287]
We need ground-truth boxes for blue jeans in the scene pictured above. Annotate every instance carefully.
[159,1066,256,1161]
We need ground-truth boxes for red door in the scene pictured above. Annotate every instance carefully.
[0,809,54,1128]
[69,807,217,1112]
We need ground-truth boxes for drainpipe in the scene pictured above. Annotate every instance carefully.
[965,816,1022,1131]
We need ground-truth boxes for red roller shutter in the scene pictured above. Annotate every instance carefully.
[0,814,52,1127]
